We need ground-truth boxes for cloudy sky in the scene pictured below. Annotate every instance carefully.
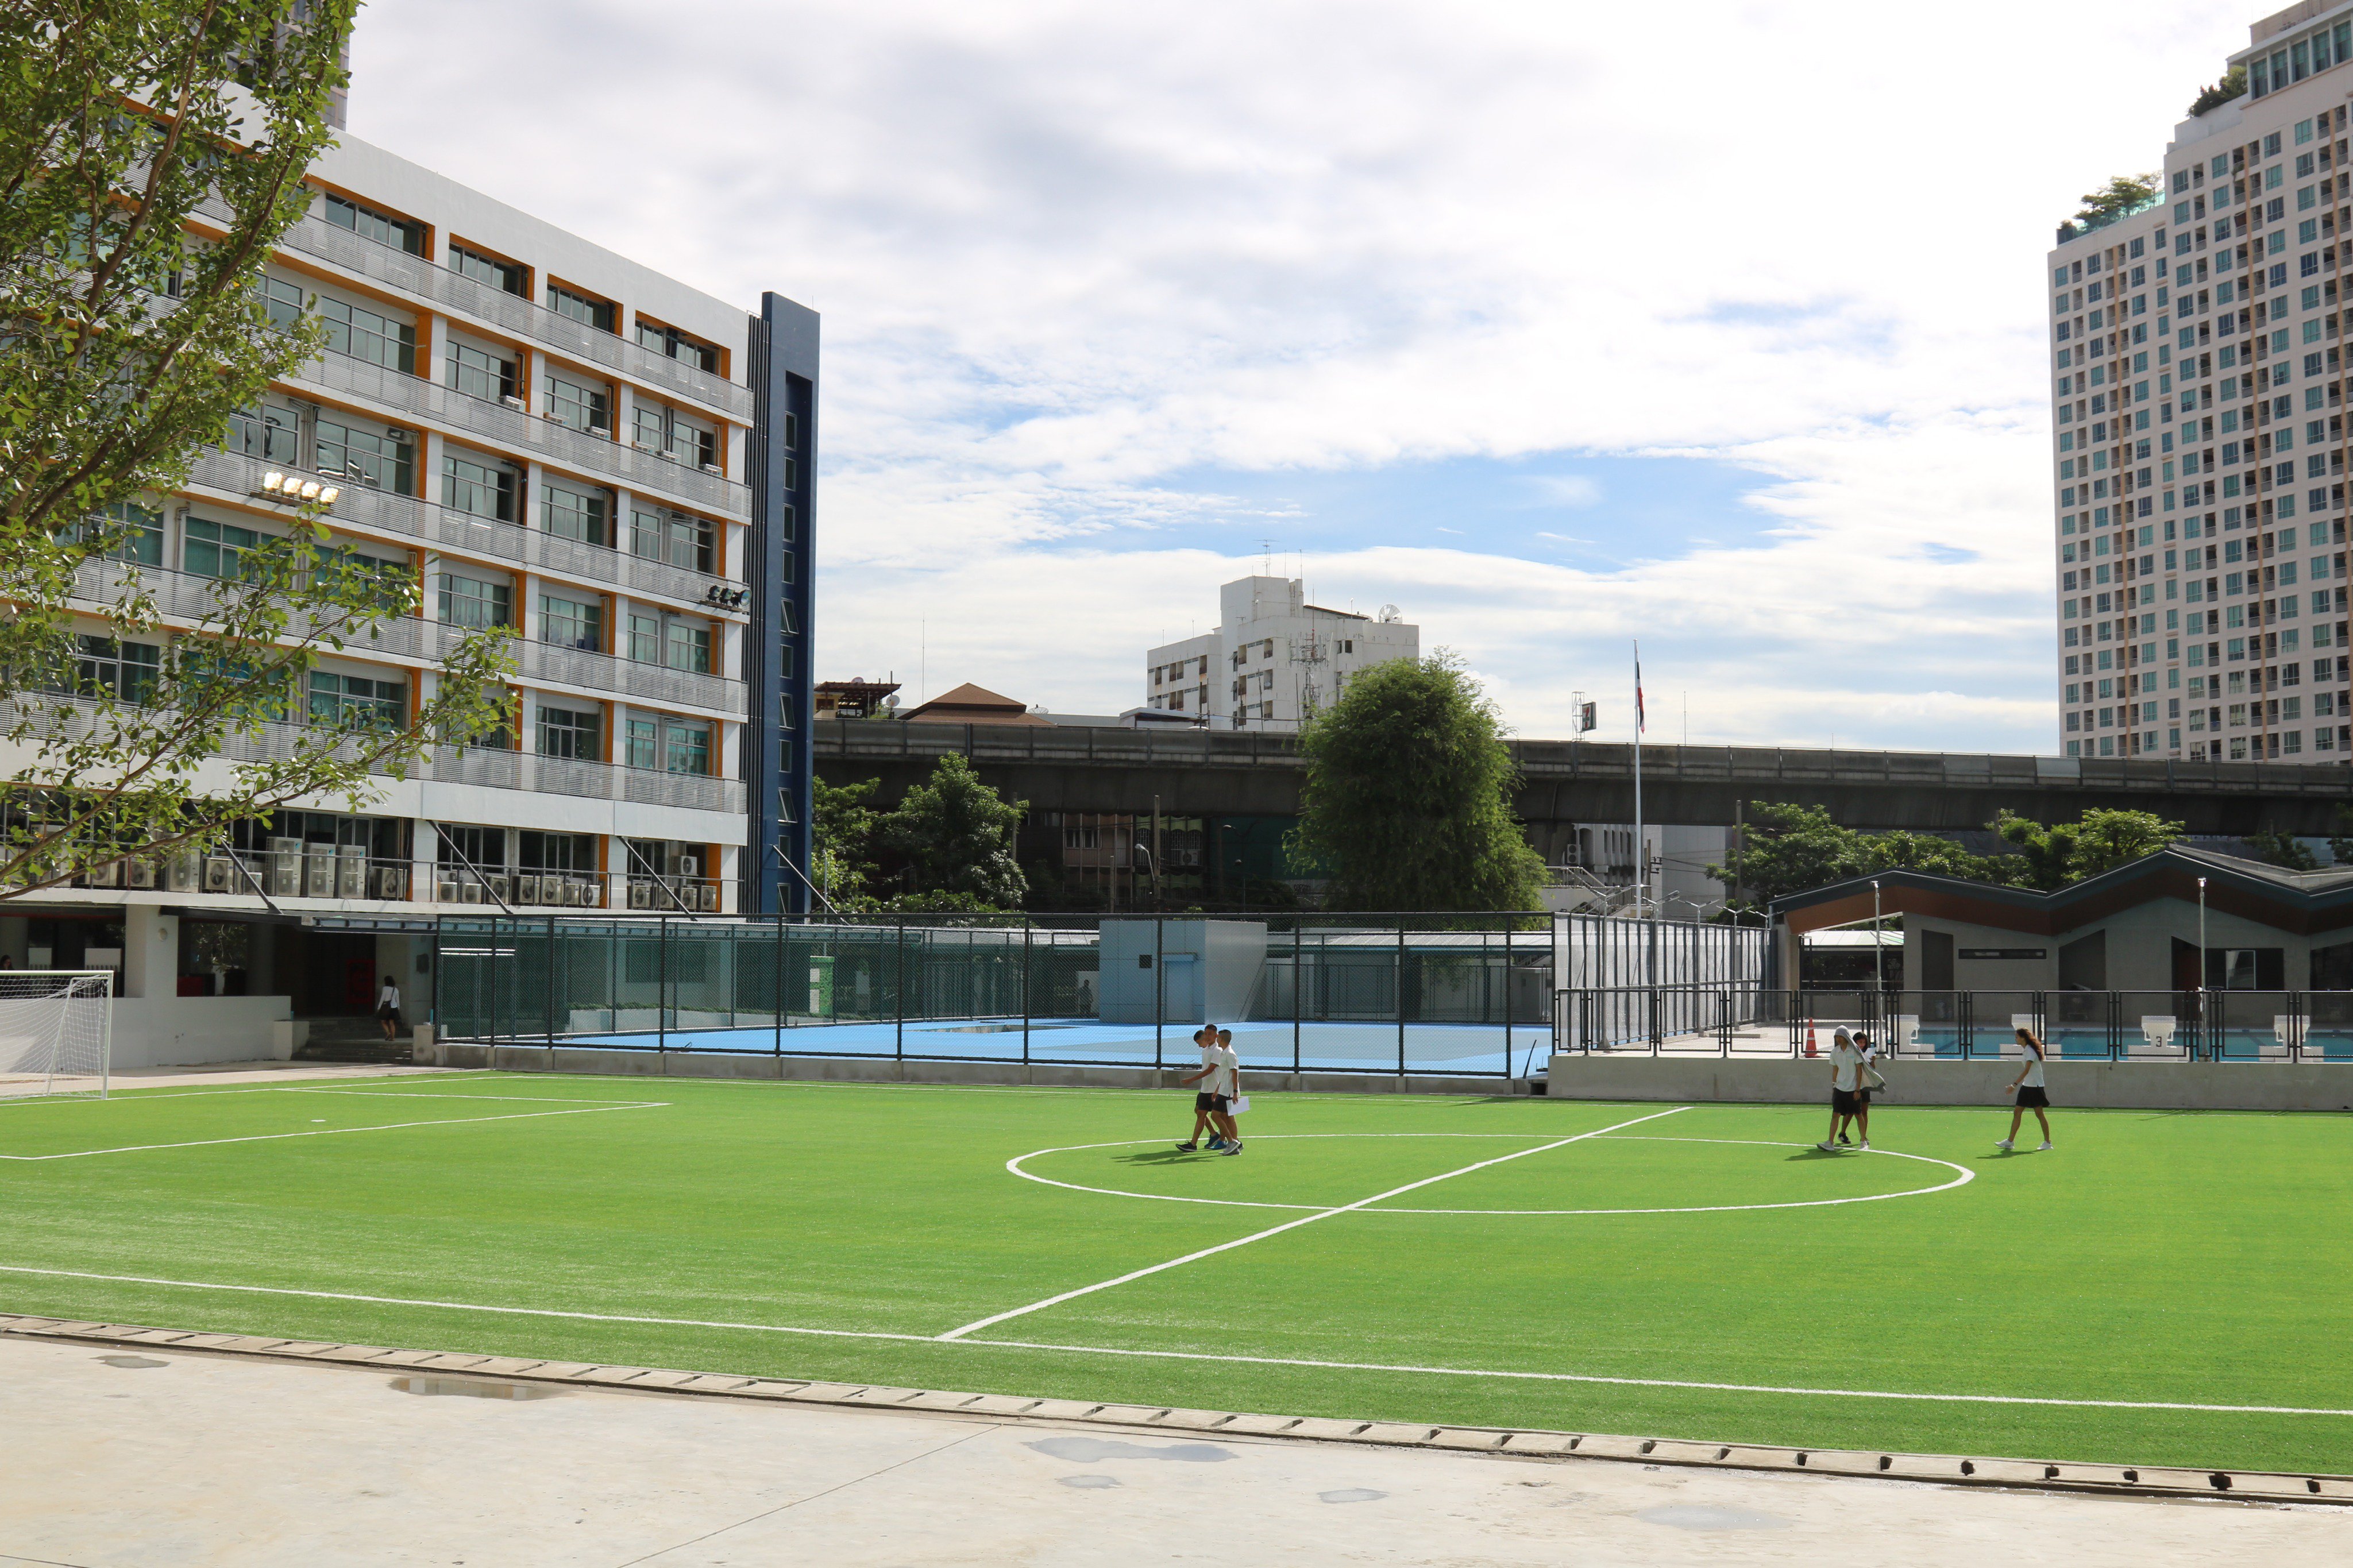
[354,0,2250,751]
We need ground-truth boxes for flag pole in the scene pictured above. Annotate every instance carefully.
[1632,639,1645,918]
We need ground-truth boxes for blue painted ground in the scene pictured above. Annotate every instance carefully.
[562,1017,1553,1079]
[1913,1028,2353,1061]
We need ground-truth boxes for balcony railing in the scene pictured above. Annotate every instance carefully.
[290,352,748,520]
[196,194,753,423]
[74,553,743,717]
[430,745,745,813]
[431,864,726,913]
[189,447,737,605]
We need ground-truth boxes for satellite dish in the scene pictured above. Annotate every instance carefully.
[1377,604,1401,624]
[881,693,899,710]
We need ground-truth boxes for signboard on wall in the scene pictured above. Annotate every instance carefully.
[1959,948,2047,960]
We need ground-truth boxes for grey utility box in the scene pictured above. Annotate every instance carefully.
[1098,919,1268,1024]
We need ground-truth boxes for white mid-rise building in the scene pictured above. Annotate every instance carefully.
[2049,2,2353,764]
[1143,577,1419,731]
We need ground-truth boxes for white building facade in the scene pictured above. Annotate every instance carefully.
[1143,577,1419,732]
[2050,2,2353,764]
[13,128,817,1067]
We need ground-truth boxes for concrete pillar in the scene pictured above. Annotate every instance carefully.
[121,905,176,1000]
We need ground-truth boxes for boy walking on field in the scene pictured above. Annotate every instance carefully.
[1816,1028,1869,1152]
[1175,1025,1243,1154]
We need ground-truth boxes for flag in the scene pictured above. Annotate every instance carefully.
[1634,646,1645,734]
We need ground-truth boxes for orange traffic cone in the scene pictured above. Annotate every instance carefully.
[1804,1019,1819,1057]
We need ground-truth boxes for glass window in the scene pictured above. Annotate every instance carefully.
[315,419,413,493]
[665,618,711,674]
[446,341,516,403]
[314,546,409,612]
[183,516,260,579]
[541,480,607,544]
[663,720,710,776]
[74,501,163,566]
[321,192,423,254]
[519,830,596,871]
[76,636,160,702]
[536,705,600,760]
[635,319,719,373]
[668,420,715,468]
[632,404,666,450]
[624,717,657,770]
[441,453,516,522]
[307,670,405,729]
[449,243,526,296]
[631,508,713,571]
[546,283,614,333]
[545,373,610,434]
[627,612,661,665]
[318,297,416,373]
[261,275,304,331]
[438,573,511,628]
[436,824,507,872]
[227,400,302,465]
[539,593,601,651]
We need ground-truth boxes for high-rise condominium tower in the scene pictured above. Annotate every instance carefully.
[2050,3,2353,764]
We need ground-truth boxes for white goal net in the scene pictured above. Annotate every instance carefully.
[0,972,114,1098]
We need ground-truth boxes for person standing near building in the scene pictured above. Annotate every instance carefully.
[1176,1025,1232,1152]
[1213,1026,1243,1155]
[1817,1028,1868,1152]
[376,974,402,1042]
[1999,1028,2054,1152]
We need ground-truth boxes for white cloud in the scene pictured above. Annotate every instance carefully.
[1525,476,1602,510]
[349,0,2249,747]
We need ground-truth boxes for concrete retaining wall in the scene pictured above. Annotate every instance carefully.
[1545,1052,2353,1112]
[110,996,294,1069]
[416,1038,1523,1098]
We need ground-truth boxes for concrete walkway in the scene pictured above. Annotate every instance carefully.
[1,1335,2344,1566]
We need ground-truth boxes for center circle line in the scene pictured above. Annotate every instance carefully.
[1005,1133,1975,1216]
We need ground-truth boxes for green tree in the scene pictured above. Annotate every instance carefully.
[2189,67,2247,118]
[2245,828,2319,871]
[0,0,510,896]
[1710,803,2015,903]
[873,754,1027,909]
[1291,652,1544,912]
[811,776,880,910]
[2072,173,2159,227]
[1993,808,2183,889]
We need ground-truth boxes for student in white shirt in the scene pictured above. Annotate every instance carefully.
[1175,1026,1243,1154]
[1816,1028,1869,1152]
[376,975,402,1041]
[1998,1027,2055,1152]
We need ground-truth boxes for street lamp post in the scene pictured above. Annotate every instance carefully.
[1872,878,1884,1027]
[2197,875,2208,1061]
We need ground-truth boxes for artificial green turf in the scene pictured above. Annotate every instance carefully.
[5,1071,2350,1475]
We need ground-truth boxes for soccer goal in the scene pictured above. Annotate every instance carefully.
[0,972,114,1099]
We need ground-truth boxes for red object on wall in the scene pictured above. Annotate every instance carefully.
[346,955,375,1011]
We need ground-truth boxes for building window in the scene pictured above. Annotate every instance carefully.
[441,453,516,522]
[449,242,526,295]
[665,618,711,674]
[635,318,718,373]
[183,516,260,580]
[630,509,713,573]
[227,400,302,465]
[75,636,160,702]
[547,283,615,333]
[624,717,658,770]
[664,719,711,776]
[541,481,607,546]
[537,705,600,759]
[446,341,518,403]
[438,573,511,628]
[76,501,163,566]
[545,373,611,434]
[315,419,413,493]
[318,298,417,373]
[321,192,423,255]
[539,593,601,651]
[307,671,405,729]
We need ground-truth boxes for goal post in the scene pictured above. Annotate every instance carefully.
[0,971,115,1099]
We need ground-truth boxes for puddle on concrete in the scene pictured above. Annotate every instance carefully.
[389,1376,562,1401]
[1058,1474,1121,1489]
[1027,1436,1234,1465]
[98,1355,168,1369]
[1636,1504,1792,1531]
[1318,1489,1387,1504]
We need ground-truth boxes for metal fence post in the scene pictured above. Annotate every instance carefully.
[1291,921,1302,1077]
[1022,918,1032,1068]
[773,912,784,1058]
[895,920,905,1061]
[656,914,669,1061]
[1395,917,1406,1079]
[1503,920,1514,1081]
[545,914,557,1051]
[1154,916,1164,1071]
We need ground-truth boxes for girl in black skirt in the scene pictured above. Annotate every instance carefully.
[1998,1026,2053,1152]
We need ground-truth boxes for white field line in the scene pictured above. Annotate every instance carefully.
[0,1101,666,1161]
[933,1107,1690,1342]
[0,1073,518,1110]
[1002,1132,1974,1217]
[4,1260,2351,1419]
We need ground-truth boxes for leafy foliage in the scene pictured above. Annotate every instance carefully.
[1292,652,1545,912]
[1993,809,2185,889]
[2071,173,2160,227]
[870,755,1027,910]
[811,775,880,909]
[2189,67,2247,118]
[0,0,510,895]
[2245,828,2319,871]
[1711,804,2018,904]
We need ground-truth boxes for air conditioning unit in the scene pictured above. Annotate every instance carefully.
[516,874,542,905]
[125,860,156,890]
[203,856,235,893]
[373,866,409,899]
[697,885,719,912]
[304,851,335,899]
[501,395,526,411]
[267,836,303,897]
[436,879,461,903]
[459,881,482,905]
[627,881,653,909]
[337,848,367,898]
[485,874,511,903]
[576,882,601,908]
[699,462,720,474]
[167,851,202,892]
[82,859,120,889]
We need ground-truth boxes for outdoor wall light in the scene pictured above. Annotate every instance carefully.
[253,471,340,506]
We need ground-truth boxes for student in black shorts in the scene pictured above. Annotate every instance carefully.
[1998,1027,2054,1152]
[1175,1026,1230,1152]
